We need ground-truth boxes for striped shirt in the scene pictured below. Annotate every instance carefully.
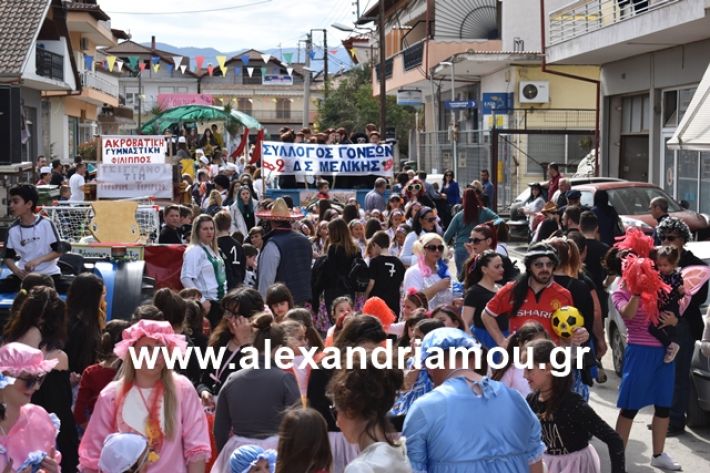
[611,287,662,347]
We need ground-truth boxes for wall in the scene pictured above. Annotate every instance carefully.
[502,0,542,52]
[48,97,68,159]
[19,88,44,159]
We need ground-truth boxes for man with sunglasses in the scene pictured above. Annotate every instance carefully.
[482,243,579,348]
[656,217,708,436]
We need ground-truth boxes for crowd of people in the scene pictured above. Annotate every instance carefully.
[3,141,710,473]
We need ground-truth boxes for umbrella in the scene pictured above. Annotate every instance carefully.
[140,105,262,134]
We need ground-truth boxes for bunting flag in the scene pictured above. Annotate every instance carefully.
[230,127,250,159]
[152,62,160,73]
[151,56,160,65]
[128,56,139,69]
[207,65,214,76]
[195,55,205,71]
[349,48,357,59]
[139,61,146,72]
[167,64,174,74]
[180,64,187,74]
[246,67,254,77]
[283,52,293,64]
[261,53,271,64]
[172,56,183,68]
[329,49,339,55]
[216,55,227,70]
[106,55,116,72]
[234,66,240,75]
[309,50,317,60]
[84,54,94,71]
[220,65,227,75]
[287,67,293,76]
[249,128,265,165]
[260,67,266,76]
[241,54,250,65]
[116,59,124,72]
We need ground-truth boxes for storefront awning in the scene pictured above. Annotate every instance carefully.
[668,61,710,151]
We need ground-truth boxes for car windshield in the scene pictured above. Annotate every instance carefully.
[603,187,683,215]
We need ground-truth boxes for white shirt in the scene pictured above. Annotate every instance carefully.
[69,173,85,201]
[345,442,412,473]
[5,216,61,275]
[180,244,222,300]
[402,264,453,309]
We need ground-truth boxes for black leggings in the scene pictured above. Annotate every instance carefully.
[620,406,670,419]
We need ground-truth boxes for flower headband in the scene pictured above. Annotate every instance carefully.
[114,320,188,360]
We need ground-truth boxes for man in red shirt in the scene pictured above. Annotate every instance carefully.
[483,243,588,346]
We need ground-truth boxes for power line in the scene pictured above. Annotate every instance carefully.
[106,0,271,15]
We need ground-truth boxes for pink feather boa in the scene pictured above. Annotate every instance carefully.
[621,254,670,325]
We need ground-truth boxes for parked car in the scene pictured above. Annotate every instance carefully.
[573,181,710,239]
[605,241,710,427]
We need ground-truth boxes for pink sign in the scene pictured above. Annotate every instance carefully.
[157,93,214,110]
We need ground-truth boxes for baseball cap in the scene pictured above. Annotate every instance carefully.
[566,190,581,200]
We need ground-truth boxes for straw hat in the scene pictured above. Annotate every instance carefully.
[255,198,305,221]
[541,201,558,214]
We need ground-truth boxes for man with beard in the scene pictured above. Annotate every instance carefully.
[482,243,573,347]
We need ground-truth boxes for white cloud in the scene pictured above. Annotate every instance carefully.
[99,0,360,51]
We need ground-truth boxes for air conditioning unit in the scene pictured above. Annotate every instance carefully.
[519,81,550,103]
[80,37,89,51]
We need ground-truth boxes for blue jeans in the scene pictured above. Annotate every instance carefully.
[670,318,693,429]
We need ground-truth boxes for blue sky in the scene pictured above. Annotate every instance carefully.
[100,0,368,51]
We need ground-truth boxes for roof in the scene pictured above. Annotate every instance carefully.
[668,60,710,151]
[105,40,197,76]
[223,49,305,78]
[0,0,52,76]
[65,1,110,21]
[111,28,130,40]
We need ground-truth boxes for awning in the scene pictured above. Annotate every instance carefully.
[668,61,710,151]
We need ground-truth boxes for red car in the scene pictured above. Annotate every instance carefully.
[573,182,710,238]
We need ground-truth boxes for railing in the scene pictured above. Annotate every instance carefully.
[403,41,425,71]
[549,0,680,45]
[509,108,596,130]
[36,48,64,81]
[375,58,394,81]
[249,109,297,121]
[81,70,119,97]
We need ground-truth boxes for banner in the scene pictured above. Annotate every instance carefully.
[101,135,167,164]
[97,163,173,199]
[262,74,293,85]
[262,142,394,177]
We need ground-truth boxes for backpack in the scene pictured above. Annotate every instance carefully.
[348,256,370,292]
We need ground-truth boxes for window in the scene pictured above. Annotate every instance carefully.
[525,134,594,175]
[276,98,291,119]
[622,94,649,133]
[663,87,697,128]
[237,98,252,115]
[243,66,262,85]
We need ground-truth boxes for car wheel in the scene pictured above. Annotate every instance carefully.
[686,376,710,428]
[610,325,624,377]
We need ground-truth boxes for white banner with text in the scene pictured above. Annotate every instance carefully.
[101,135,167,164]
[97,163,173,199]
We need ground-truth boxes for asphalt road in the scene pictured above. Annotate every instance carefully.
[506,244,710,471]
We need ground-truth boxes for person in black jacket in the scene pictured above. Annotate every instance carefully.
[158,204,184,244]
[214,210,246,290]
[314,218,360,318]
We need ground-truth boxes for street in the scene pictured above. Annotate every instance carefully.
[507,245,710,471]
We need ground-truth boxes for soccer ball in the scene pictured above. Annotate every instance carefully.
[551,306,584,339]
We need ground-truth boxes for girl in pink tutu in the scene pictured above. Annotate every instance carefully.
[78,319,211,473]
[0,342,61,473]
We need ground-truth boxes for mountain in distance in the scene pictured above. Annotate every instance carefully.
[142,42,353,74]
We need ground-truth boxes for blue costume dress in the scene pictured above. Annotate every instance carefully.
[403,376,544,473]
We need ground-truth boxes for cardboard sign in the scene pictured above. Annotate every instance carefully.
[97,163,173,198]
[101,135,167,164]
[262,142,395,177]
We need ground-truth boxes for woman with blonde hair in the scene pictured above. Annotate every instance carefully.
[402,233,454,308]
[206,189,223,216]
[78,320,211,472]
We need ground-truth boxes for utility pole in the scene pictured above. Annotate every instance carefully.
[323,29,328,97]
[303,33,312,128]
[378,0,386,135]
[137,66,142,133]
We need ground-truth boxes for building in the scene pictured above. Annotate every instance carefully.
[544,0,710,213]
[200,49,324,137]
[0,0,80,164]
[366,0,598,207]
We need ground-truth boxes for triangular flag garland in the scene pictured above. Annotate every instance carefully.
[207,65,214,76]
[234,66,240,75]
[283,52,292,64]
[167,64,174,74]
[287,67,293,76]
[195,55,205,71]
[329,49,338,55]
[220,65,227,75]
[246,67,254,77]
[349,48,357,59]
[261,53,271,64]
[139,61,146,72]
[116,60,124,72]
[151,56,160,65]
[260,67,266,76]
[173,56,182,68]
[241,54,250,65]
[180,64,187,74]
[128,56,138,69]
[106,55,116,72]
[216,55,227,69]
[309,50,316,60]
[153,63,160,73]
[84,54,94,71]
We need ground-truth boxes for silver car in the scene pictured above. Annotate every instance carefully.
[605,241,710,427]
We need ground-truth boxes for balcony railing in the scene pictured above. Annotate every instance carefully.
[403,41,425,71]
[81,70,119,97]
[549,0,680,45]
[375,58,394,81]
[36,48,64,81]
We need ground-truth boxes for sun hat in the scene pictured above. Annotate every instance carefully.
[229,445,277,473]
[99,433,149,473]
[2,404,60,471]
[255,198,305,221]
[0,342,58,377]
[113,319,187,360]
[541,201,558,214]
[419,327,482,363]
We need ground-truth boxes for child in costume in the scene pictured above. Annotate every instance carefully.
[0,343,62,473]
[99,433,149,473]
[654,246,683,363]
[78,320,211,473]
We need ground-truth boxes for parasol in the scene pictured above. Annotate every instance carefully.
[140,105,262,134]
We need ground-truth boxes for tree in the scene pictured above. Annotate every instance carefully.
[318,65,415,155]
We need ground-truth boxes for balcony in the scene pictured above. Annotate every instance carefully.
[248,109,302,122]
[80,70,119,106]
[546,0,710,64]
[36,48,64,81]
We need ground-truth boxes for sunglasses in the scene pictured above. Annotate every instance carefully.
[18,375,46,390]
[407,184,422,192]
[424,245,445,253]
[468,237,487,244]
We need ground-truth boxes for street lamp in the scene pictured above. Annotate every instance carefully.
[440,61,458,181]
